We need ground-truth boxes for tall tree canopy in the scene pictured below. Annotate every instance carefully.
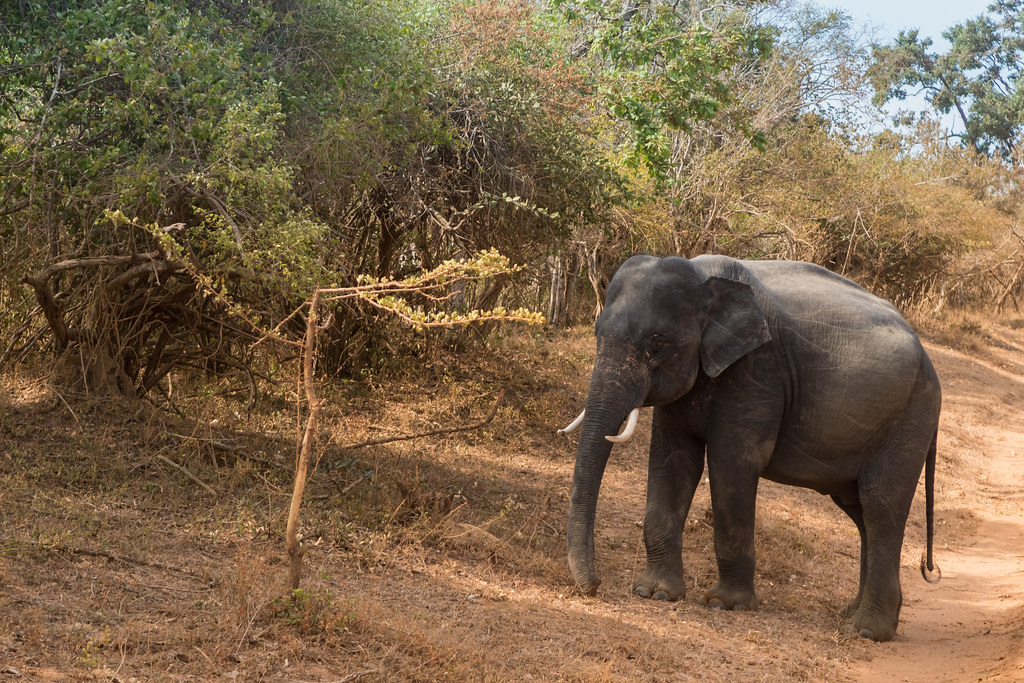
[869,0,1024,160]
[554,0,774,180]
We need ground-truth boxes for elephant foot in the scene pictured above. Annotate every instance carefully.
[839,596,862,619]
[844,608,897,642]
[700,583,758,611]
[632,566,686,602]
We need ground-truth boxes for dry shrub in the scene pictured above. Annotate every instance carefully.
[628,113,1020,313]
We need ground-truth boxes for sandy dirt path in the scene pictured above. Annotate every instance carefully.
[850,343,1024,682]
[4,327,1024,681]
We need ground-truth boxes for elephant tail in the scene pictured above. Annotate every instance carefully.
[920,429,941,583]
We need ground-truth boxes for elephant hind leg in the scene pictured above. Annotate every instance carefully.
[846,378,936,642]
[831,490,867,618]
[845,495,907,641]
[845,459,921,641]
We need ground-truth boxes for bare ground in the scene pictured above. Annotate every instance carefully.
[849,337,1024,682]
[1,317,1023,681]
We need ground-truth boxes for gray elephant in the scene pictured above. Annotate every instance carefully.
[560,254,940,642]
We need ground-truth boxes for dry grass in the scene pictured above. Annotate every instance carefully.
[2,320,1023,681]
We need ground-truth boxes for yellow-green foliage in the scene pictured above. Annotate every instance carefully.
[1,0,1021,380]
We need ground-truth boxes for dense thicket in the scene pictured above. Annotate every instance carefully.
[1,0,1021,393]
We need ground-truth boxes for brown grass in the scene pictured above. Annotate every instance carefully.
[2,319,1023,681]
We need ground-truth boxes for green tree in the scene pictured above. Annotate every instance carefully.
[555,0,773,181]
[869,0,1024,160]
[0,0,605,380]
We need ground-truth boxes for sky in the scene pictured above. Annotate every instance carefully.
[835,0,994,45]
[827,0,996,131]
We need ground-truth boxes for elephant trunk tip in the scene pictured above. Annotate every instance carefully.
[567,544,601,597]
[572,575,601,597]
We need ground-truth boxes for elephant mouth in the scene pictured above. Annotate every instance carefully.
[559,407,642,443]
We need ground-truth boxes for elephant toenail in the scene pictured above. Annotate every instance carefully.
[708,598,725,610]
[653,590,668,601]
[859,628,875,640]
[634,586,650,598]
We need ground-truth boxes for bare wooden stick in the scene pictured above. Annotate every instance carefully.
[154,453,216,495]
[62,546,210,581]
[329,670,382,683]
[286,292,321,592]
[343,389,505,449]
[22,251,165,285]
[995,260,1024,312]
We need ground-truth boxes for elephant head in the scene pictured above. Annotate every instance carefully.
[563,255,771,595]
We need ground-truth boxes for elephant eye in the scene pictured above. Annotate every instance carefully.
[647,335,670,352]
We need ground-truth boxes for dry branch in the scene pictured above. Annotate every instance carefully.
[154,453,216,495]
[19,249,186,357]
[16,237,273,397]
[21,251,169,284]
[286,290,322,592]
[996,261,1024,312]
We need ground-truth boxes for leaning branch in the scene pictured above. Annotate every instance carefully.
[286,289,322,592]
[22,251,169,285]
[281,252,541,594]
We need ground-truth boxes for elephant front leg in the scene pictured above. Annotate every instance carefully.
[633,415,704,602]
[702,460,762,611]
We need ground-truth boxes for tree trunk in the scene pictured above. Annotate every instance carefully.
[548,255,565,326]
[547,251,580,328]
[584,243,612,320]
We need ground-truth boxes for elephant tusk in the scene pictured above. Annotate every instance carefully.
[606,408,640,443]
[558,409,586,435]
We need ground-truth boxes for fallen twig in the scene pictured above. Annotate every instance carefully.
[154,453,216,495]
[330,670,382,683]
[46,383,82,429]
[342,473,370,494]
[160,428,288,471]
[58,546,212,583]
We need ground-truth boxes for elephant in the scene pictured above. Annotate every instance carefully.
[560,254,940,642]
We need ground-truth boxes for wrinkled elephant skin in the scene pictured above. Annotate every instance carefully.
[565,255,940,642]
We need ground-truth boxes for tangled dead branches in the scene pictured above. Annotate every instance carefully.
[19,227,264,398]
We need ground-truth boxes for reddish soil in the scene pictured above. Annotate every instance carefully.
[1,319,1023,681]
[849,338,1024,682]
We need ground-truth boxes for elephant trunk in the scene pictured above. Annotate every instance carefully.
[567,361,646,595]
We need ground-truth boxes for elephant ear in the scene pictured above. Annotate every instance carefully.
[699,276,771,378]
